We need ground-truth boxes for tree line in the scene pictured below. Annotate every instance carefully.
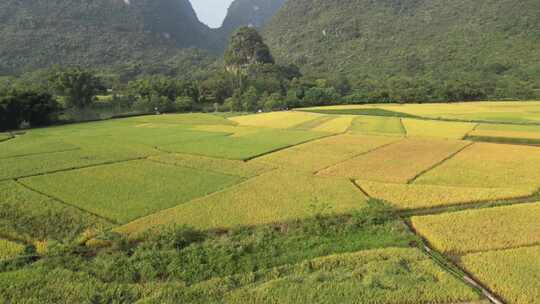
[1,27,537,131]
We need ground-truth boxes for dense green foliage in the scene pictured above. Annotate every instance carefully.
[51,68,106,109]
[264,0,540,101]
[0,89,59,131]
[0,0,217,77]
[219,0,287,39]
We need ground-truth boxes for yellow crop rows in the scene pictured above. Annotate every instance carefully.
[255,134,399,172]
[0,239,25,260]
[411,202,540,254]
[117,169,368,234]
[311,115,354,133]
[359,180,535,210]
[318,138,469,183]
[414,142,540,188]
[230,111,322,129]
[402,119,476,139]
[460,246,540,304]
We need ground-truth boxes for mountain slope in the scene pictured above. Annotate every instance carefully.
[221,0,287,34]
[0,0,217,75]
[264,0,540,83]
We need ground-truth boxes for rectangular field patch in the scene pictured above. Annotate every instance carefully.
[402,119,476,139]
[460,246,540,304]
[349,116,405,136]
[230,111,323,129]
[20,160,242,223]
[117,170,368,234]
[318,138,470,183]
[414,142,540,188]
[255,134,400,172]
[411,202,540,255]
[358,180,536,211]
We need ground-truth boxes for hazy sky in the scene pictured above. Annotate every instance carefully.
[190,0,235,28]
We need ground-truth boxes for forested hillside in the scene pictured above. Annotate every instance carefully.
[264,0,540,92]
[219,0,287,40]
[0,0,217,75]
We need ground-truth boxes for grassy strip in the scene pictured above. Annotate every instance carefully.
[465,135,540,146]
[289,115,336,130]
[299,108,421,118]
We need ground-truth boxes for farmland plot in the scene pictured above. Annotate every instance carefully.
[414,142,540,188]
[0,135,79,159]
[467,123,540,144]
[256,134,400,172]
[158,129,328,160]
[117,169,368,234]
[318,138,469,183]
[411,202,540,254]
[0,181,111,243]
[230,111,322,129]
[123,113,237,126]
[310,115,354,133]
[358,180,536,210]
[401,119,476,139]
[460,246,540,304]
[20,160,242,223]
[348,116,405,136]
[148,153,273,178]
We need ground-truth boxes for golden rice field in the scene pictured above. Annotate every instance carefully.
[414,142,540,188]
[318,138,469,183]
[0,239,25,260]
[358,180,536,211]
[460,246,540,304]
[348,116,405,136]
[411,202,540,255]
[255,134,399,172]
[311,115,355,133]
[230,111,322,129]
[401,119,476,139]
[117,169,368,234]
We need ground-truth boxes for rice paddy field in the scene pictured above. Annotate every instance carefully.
[2,102,540,303]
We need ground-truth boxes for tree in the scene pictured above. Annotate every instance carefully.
[51,67,105,109]
[242,87,259,112]
[0,89,59,131]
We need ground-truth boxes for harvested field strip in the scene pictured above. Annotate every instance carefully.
[414,142,540,188]
[460,246,540,304]
[117,170,368,234]
[0,180,111,243]
[122,113,237,126]
[148,153,273,178]
[290,115,336,130]
[348,116,405,136]
[411,202,540,255]
[20,160,242,223]
[358,180,536,211]
[402,119,476,139]
[230,111,323,129]
[255,134,400,173]
[311,115,355,133]
[0,239,25,260]
[318,138,469,183]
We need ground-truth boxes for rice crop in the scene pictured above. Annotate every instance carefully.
[158,129,328,160]
[318,138,469,183]
[148,153,273,178]
[20,160,242,223]
[467,123,540,144]
[0,181,110,243]
[311,115,355,133]
[359,180,536,210]
[230,111,323,129]
[0,135,79,159]
[401,119,476,139]
[0,239,25,260]
[460,246,540,304]
[255,134,400,172]
[411,202,540,254]
[117,169,368,234]
[414,142,540,188]
[348,116,405,136]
